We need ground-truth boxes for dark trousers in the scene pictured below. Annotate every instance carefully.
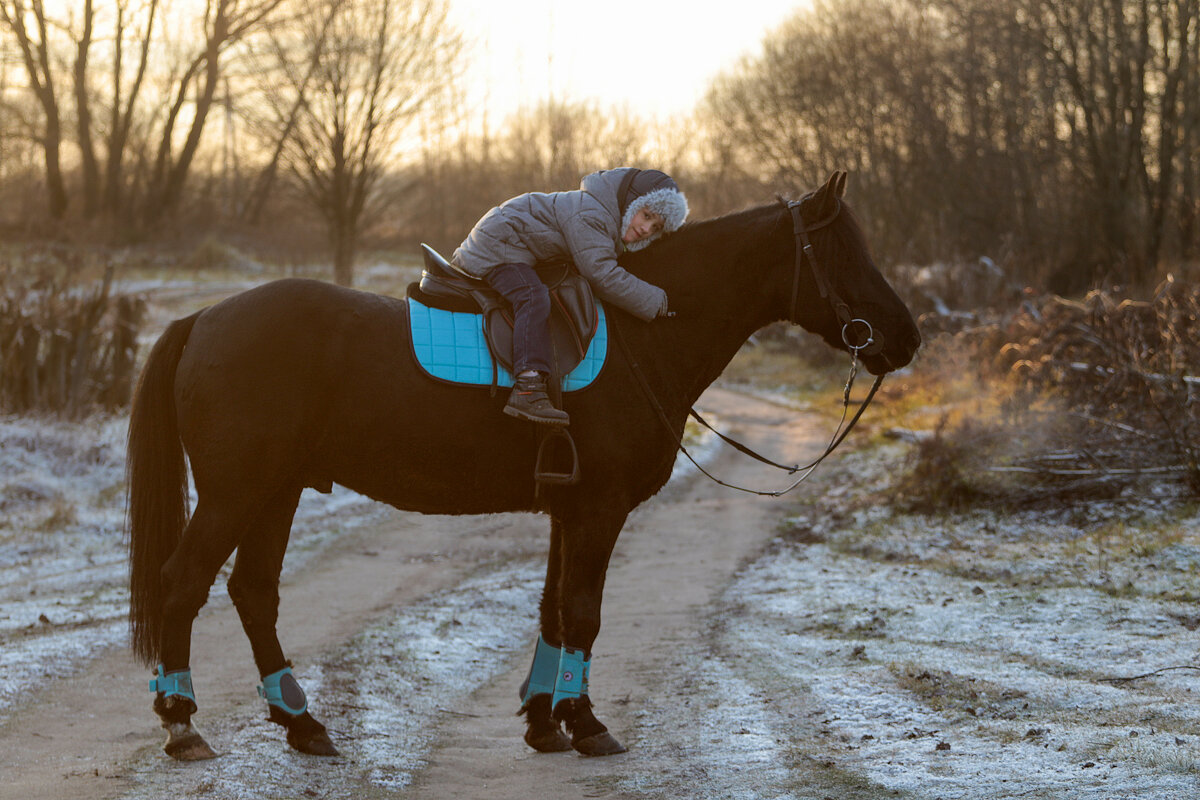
[484,262,552,376]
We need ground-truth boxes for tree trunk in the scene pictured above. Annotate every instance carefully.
[157,7,227,219]
[105,0,158,222]
[42,113,69,220]
[75,0,101,218]
[331,218,357,286]
[2,0,69,219]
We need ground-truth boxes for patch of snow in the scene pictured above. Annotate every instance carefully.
[711,540,1200,798]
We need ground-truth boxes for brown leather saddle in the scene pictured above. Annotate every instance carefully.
[409,245,598,486]
[412,245,599,385]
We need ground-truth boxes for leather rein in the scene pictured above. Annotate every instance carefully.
[613,195,886,497]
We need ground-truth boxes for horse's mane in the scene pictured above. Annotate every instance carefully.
[664,202,786,252]
[621,201,786,274]
[623,195,876,283]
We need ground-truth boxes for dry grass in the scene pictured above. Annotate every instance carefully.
[1,261,146,416]
[892,278,1200,512]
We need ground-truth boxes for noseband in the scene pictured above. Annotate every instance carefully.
[786,195,882,357]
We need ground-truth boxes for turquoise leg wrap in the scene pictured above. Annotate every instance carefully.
[551,645,591,712]
[519,634,561,708]
[257,666,308,716]
[149,665,196,704]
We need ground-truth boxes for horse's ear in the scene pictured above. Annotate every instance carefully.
[833,170,848,198]
[808,172,842,218]
[823,170,847,199]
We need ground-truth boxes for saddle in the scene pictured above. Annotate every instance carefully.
[409,245,601,487]
[412,245,599,383]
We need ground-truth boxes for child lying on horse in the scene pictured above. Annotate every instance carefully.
[452,168,689,426]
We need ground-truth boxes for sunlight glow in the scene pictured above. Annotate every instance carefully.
[447,0,810,120]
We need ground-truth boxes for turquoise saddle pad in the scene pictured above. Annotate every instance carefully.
[407,298,608,390]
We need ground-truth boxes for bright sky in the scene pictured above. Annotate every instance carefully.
[447,0,810,121]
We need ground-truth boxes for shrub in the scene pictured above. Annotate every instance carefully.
[0,264,145,416]
[897,277,1200,510]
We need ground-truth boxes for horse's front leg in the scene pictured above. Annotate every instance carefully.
[548,507,628,756]
[518,517,573,752]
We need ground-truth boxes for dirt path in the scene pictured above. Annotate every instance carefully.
[0,386,811,800]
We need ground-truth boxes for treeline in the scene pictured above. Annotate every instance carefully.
[1,0,458,284]
[707,0,1200,292]
[2,0,1196,294]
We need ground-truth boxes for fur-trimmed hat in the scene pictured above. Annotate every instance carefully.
[619,169,689,251]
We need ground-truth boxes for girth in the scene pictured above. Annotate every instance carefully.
[411,244,599,382]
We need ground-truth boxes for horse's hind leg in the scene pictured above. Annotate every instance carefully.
[227,484,337,756]
[153,499,250,760]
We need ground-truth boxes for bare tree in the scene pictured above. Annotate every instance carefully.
[702,0,1200,287]
[103,0,159,222]
[1,0,68,219]
[143,0,286,226]
[497,99,648,192]
[239,0,343,225]
[1012,0,1200,282]
[277,0,460,285]
[73,0,100,217]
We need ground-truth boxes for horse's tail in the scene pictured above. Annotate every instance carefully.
[127,311,200,666]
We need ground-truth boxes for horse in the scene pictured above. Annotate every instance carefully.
[126,171,921,761]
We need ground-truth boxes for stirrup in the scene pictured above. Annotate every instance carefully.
[535,428,579,485]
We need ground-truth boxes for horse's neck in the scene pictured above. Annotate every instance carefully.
[623,232,783,411]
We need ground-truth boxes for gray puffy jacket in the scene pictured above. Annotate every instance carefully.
[451,169,667,321]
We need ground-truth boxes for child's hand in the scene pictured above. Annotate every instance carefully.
[657,296,675,318]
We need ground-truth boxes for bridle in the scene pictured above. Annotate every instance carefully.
[786,194,883,357]
[612,195,887,497]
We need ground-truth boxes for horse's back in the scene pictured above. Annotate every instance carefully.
[173,279,547,512]
[175,280,411,490]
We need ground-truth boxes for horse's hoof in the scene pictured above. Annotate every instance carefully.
[525,725,573,753]
[572,731,627,757]
[163,724,218,761]
[287,728,340,756]
[269,707,339,756]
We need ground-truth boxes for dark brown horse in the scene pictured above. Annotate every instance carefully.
[127,172,920,761]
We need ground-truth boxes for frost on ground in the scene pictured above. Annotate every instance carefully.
[117,562,544,800]
[0,414,387,722]
[614,444,1200,800]
[5,371,1200,798]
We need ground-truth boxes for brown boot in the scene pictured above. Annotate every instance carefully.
[504,374,570,426]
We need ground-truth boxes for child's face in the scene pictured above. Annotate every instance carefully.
[623,208,665,245]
